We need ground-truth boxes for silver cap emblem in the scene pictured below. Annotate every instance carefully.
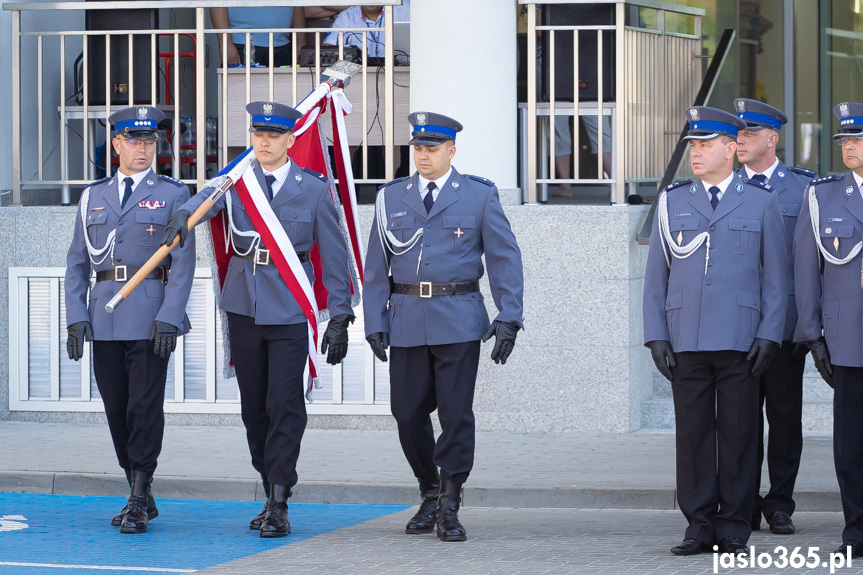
[688,108,700,121]
[416,113,427,126]
[263,103,274,116]
[841,103,851,118]
[137,107,149,120]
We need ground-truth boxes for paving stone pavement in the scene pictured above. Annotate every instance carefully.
[193,509,853,575]
[0,422,842,510]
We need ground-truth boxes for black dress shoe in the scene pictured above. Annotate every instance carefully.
[260,501,290,538]
[112,489,158,527]
[249,500,271,530]
[120,471,153,534]
[767,511,795,535]
[670,538,709,556]
[718,536,748,555]
[833,539,863,558]
[405,482,439,534]
[436,479,466,542]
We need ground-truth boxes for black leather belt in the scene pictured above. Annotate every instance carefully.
[234,249,310,265]
[96,265,167,283]
[392,280,480,298]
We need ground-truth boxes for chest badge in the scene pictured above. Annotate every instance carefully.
[454,228,464,239]
[834,237,841,252]
[846,186,854,196]
[677,231,683,246]
[146,225,156,236]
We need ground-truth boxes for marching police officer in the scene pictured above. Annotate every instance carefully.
[64,105,196,534]
[643,106,787,556]
[734,98,816,535]
[161,101,354,538]
[794,102,863,558]
[364,112,524,542]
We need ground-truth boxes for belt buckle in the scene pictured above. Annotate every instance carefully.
[255,249,271,266]
[115,265,127,282]
[419,281,432,298]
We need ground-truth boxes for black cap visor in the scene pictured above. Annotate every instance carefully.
[118,129,159,140]
[250,123,291,135]
[409,133,452,146]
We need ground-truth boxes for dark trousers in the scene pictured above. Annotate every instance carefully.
[672,350,759,544]
[227,312,308,488]
[92,340,169,476]
[390,341,480,485]
[832,366,863,542]
[235,43,292,68]
[753,341,805,522]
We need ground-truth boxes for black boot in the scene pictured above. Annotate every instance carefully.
[120,470,153,534]
[260,484,291,538]
[250,473,272,530]
[436,479,466,542]
[405,479,439,534]
[112,469,158,527]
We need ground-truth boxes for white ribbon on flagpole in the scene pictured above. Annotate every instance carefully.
[329,88,365,271]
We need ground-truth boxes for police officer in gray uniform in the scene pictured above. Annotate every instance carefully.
[161,101,354,538]
[794,102,863,559]
[734,98,816,535]
[364,112,524,542]
[65,105,196,534]
[643,106,788,556]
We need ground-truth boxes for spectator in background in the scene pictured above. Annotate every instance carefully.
[210,7,306,67]
[304,6,349,31]
[323,3,411,59]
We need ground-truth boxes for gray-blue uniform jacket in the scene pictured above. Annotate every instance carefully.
[181,159,352,325]
[794,172,863,367]
[65,168,196,340]
[363,168,524,347]
[737,163,816,341]
[643,173,788,352]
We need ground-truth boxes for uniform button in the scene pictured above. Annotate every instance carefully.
[707,262,713,267]
[116,258,123,263]
[117,239,123,244]
[426,224,431,229]
[709,225,715,231]
[782,208,787,214]
[709,245,715,250]
[705,280,711,286]
[118,220,124,225]
[458,220,462,225]
[742,223,748,228]
[397,223,401,227]
[425,242,430,247]
[424,261,430,266]
[293,213,298,218]
[150,216,155,221]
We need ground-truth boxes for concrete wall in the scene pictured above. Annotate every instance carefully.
[0,204,654,433]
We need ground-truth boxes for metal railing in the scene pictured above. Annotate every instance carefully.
[520,0,704,204]
[4,0,403,205]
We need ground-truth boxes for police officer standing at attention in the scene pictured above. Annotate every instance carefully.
[65,106,196,534]
[794,102,863,559]
[160,101,354,538]
[643,106,787,556]
[364,112,524,542]
[734,98,816,536]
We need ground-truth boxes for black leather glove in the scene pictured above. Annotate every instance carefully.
[648,340,676,382]
[746,338,780,378]
[791,342,810,360]
[807,337,833,387]
[481,320,520,365]
[160,209,191,248]
[66,321,93,361]
[366,332,389,362]
[320,314,354,365]
[149,320,179,359]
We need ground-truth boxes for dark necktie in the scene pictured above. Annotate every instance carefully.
[264,174,276,202]
[709,186,720,210]
[423,182,437,213]
[120,177,134,209]
[752,173,767,184]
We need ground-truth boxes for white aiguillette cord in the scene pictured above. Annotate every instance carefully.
[80,185,116,266]
[657,191,711,275]
[375,189,425,275]
[808,186,863,286]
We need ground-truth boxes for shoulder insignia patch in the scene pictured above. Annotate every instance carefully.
[742,178,772,191]
[301,167,327,181]
[464,174,495,187]
[789,166,817,179]
[377,176,410,190]
[159,174,185,187]
[811,174,843,186]
[663,179,693,193]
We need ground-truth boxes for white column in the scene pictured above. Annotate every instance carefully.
[409,0,518,201]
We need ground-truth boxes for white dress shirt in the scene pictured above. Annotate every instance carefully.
[743,157,780,182]
[418,167,452,205]
[323,2,411,58]
[116,168,150,204]
[262,159,292,198]
[703,171,735,203]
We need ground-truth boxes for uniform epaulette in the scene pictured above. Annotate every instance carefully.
[663,179,692,193]
[159,174,185,187]
[464,174,495,187]
[811,174,843,186]
[377,176,410,190]
[89,176,111,187]
[789,166,817,179]
[742,177,772,191]
[301,167,327,181]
